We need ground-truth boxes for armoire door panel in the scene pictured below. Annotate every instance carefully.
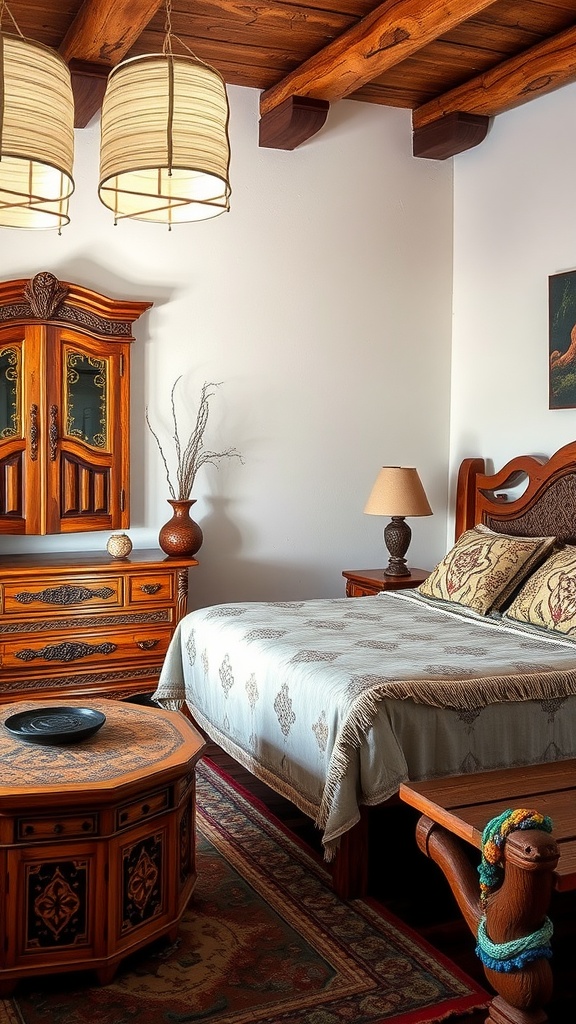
[60,455,111,518]
[0,452,23,516]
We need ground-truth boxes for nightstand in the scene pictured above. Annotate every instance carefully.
[342,567,430,597]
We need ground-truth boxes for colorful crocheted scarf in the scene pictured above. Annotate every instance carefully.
[476,807,554,973]
[478,807,553,902]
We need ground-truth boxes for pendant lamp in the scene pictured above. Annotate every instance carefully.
[98,2,231,226]
[0,27,75,230]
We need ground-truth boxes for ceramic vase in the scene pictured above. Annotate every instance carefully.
[158,499,203,557]
[106,533,133,558]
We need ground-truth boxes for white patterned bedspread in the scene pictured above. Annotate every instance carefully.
[154,591,576,857]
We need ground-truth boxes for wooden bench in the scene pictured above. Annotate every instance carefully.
[399,760,576,1024]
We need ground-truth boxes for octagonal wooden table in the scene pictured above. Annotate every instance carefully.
[0,698,206,994]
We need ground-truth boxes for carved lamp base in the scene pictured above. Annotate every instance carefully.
[384,516,412,576]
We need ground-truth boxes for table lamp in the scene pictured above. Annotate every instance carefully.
[364,466,432,577]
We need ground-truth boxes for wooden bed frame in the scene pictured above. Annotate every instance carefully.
[391,439,576,1024]
[333,439,576,900]
[455,440,576,543]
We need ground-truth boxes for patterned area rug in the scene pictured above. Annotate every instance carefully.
[0,759,488,1024]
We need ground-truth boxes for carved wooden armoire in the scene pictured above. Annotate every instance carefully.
[0,272,197,704]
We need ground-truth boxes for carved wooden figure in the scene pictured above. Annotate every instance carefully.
[401,760,576,1024]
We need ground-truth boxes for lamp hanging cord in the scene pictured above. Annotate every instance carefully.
[162,0,173,59]
[159,0,227,186]
[0,2,25,37]
[161,0,224,77]
[162,0,175,175]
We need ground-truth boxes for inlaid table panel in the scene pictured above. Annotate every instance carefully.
[0,698,206,994]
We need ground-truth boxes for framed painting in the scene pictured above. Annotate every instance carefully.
[549,269,576,409]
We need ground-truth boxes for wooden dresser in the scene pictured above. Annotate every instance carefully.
[0,549,197,704]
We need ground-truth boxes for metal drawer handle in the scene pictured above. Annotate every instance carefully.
[141,584,161,595]
[137,639,159,650]
[53,823,64,834]
[30,404,39,461]
[15,583,115,606]
[24,825,35,836]
[49,404,58,460]
[141,804,150,815]
[15,640,117,663]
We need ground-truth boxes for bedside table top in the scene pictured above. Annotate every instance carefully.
[342,567,430,590]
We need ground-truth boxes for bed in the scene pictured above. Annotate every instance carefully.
[154,440,576,897]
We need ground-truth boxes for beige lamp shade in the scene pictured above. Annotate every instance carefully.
[98,53,231,224]
[364,467,432,517]
[0,34,75,229]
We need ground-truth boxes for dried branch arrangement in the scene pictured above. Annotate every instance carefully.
[146,378,242,500]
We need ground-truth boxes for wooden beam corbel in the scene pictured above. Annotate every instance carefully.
[258,97,330,151]
[412,112,491,160]
[59,0,164,127]
[67,60,110,129]
[259,0,496,149]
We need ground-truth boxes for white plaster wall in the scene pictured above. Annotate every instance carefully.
[0,87,453,605]
[451,83,576,536]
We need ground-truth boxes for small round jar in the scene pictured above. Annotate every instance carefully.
[106,533,133,558]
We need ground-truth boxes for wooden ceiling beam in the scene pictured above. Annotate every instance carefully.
[59,0,164,127]
[259,0,498,148]
[409,21,576,155]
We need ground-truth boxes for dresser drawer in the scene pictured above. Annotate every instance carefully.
[2,575,123,616]
[127,572,175,606]
[0,627,173,671]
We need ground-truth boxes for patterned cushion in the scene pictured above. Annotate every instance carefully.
[418,525,556,616]
[504,545,576,634]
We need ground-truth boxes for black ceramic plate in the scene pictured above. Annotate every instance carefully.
[4,706,106,745]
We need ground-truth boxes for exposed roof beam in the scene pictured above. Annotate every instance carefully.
[59,0,162,64]
[59,0,164,127]
[259,0,498,148]
[413,22,576,133]
[412,22,576,158]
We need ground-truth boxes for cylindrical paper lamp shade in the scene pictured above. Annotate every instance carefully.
[0,34,75,229]
[98,54,231,224]
[364,467,432,517]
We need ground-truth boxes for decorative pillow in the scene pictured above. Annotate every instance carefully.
[417,524,557,616]
[504,545,576,634]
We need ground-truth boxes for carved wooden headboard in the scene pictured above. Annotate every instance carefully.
[456,440,576,543]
